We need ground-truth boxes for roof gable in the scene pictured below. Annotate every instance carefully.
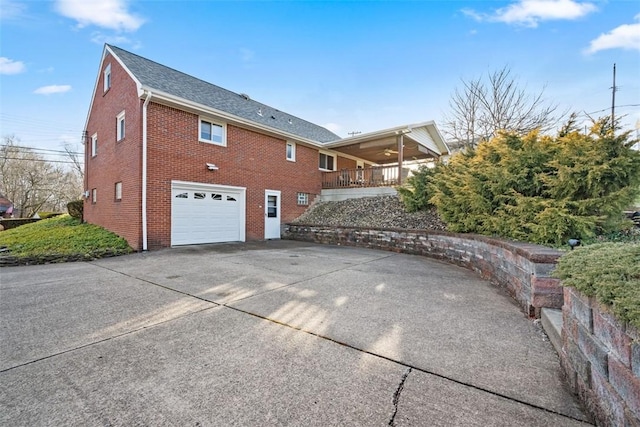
[106,45,340,144]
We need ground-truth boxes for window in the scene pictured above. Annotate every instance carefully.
[175,192,188,199]
[267,195,278,218]
[91,133,98,157]
[211,193,222,200]
[115,182,122,201]
[194,192,206,200]
[91,188,97,204]
[199,118,225,145]
[318,152,335,171]
[297,193,309,206]
[103,63,111,92]
[286,142,296,161]
[116,111,125,141]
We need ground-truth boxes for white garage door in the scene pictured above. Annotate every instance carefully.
[171,181,246,246]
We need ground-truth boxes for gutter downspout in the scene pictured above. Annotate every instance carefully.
[142,91,152,251]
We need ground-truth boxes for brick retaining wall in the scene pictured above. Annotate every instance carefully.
[562,287,640,425]
[284,224,563,317]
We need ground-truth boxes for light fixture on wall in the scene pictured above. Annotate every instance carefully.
[206,163,219,171]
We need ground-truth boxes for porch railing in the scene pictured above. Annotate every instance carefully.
[322,165,410,189]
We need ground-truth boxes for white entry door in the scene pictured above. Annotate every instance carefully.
[264,190,281,239]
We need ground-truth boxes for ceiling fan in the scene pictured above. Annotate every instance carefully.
[381,148,398,156]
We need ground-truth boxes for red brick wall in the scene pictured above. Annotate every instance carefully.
[84,52,143,250]
[145,103,322,249]
[84,53,327,250]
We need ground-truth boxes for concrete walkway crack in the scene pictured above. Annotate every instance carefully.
[389,367,412,426]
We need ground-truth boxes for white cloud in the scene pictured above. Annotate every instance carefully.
[463,0,597,28]
[90,31,141,48]
[33,85,72,95]
[586,14,640,54]
[0,0,27,21]
[0,57,25,74]
[55,0,144,32]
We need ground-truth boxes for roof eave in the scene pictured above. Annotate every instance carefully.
[324,120,450,156]
[84,44,144,134]
[139,86,328,148]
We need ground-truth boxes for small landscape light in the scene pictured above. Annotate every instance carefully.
[568,239,581,250]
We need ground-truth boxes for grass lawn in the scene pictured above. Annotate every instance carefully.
[0,214,132,261]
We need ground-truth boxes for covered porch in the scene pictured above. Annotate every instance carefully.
[321,121,449,189]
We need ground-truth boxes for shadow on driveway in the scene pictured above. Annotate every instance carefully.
[0,241,591,426]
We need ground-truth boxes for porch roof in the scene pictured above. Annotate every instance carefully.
[323,121,450,165]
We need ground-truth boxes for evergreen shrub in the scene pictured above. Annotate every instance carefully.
[554,243,640,329]
[400,117,640,245]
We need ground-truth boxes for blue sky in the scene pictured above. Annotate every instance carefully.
[0,0,639,161]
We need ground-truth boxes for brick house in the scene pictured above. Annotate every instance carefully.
[84,45,449,251]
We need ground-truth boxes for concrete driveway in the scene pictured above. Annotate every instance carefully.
[0,240,590,426]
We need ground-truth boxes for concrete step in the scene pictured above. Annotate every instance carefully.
[541,307,563,355]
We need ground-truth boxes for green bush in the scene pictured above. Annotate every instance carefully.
[0,214,132,258]
[402,117,640,246]
[398,165,439,212]
[554,243,640,329]
[67,200,83,220]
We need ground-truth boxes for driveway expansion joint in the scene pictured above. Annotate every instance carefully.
[89,262,222,305]
[0,305,218,373]
[222,304,592,424]
[83,255,589,425]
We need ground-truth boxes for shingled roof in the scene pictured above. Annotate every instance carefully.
[107,45,341,144]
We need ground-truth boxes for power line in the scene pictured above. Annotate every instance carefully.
[0,144,83,155]
[1,157,84,165]
[0,112,82,132]
[583,104,640,116]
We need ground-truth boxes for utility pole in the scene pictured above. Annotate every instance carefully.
[611,63,617,129]
[348,131,361,137]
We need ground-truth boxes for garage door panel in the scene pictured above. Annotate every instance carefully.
[171,183,245,246]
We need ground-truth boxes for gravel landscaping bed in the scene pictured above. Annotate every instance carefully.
[291,195,448,231]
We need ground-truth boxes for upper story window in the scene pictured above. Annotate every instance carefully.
[116,111,125,141]
[199,118,226,146]
[103,63,111,92]
[318,152,336,171]
[91,133,98,157]
[286,142,296,162]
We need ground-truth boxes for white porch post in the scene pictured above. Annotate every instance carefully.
[397,134,404,185]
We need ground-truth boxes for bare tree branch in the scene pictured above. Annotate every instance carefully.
[443,66,564,149]
[1,136,83,217]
